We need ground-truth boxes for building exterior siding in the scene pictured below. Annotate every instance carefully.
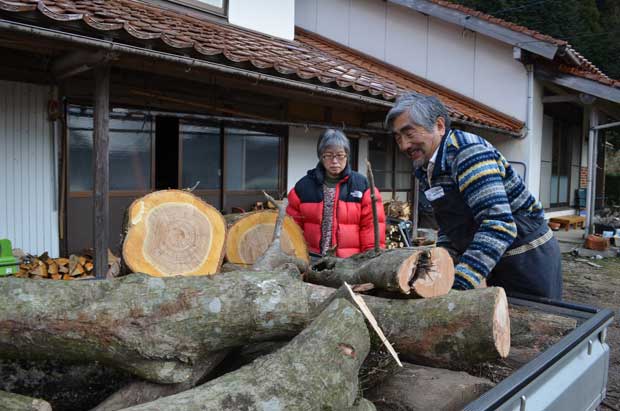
[0,80,59,256]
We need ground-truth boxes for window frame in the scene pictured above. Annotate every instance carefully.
[368,134,414,199]
[66,105,156,197]
[167,0,228,17]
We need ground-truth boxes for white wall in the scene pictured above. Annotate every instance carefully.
[230,0,295,40]
[295,0,528,120]
[486,80,544,199]
[286,128,372,192]
[287,126,321,192]
[0,80,59,256]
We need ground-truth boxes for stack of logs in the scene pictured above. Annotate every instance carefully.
[16,250,120,280]
[0,190,576,411]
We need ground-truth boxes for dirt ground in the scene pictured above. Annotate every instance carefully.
[562,254,620,411]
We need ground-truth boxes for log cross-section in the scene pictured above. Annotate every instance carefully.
[122,190,227,276]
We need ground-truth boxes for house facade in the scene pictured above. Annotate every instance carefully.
[0,0,618,263]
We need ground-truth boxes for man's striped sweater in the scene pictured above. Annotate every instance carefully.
[416,129,545,289]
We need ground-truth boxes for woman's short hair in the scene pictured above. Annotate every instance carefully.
[384,92,451,132]
[316,129,350,158]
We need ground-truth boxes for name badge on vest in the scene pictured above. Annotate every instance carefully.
[424,186,445,202]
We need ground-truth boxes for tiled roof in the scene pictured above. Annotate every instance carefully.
[429,0,620,88]
[296,29,523,133]
[0,0,523,133]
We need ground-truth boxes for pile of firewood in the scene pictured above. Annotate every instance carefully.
[15,250,120,281]
[383,199,411,220]
[17,252,94,280]
[0,190,577,411]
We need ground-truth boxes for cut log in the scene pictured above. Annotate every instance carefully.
[91,351,230,411]
[0,271,326,384]
[0,274,508,384]
[0,391,52,411]
[121,298,370,411]
[225,211,308,266]
[251,193,309,274]
[308,248,454,298]
[365,363,494,411]
[361,287,511,369]
[509,306,577,348]
[122,189,226,276]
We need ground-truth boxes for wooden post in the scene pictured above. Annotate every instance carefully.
[412,178,419,239]
[365,160,380,252]
[93,65,110,279]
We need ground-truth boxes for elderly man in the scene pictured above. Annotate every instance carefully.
[385,92,562,299]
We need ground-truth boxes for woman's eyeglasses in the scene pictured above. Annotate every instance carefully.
[321,153,347,161]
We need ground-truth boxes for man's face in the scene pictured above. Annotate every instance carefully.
[392,112,445,168]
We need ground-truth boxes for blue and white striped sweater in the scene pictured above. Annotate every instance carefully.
[416,129,544,289]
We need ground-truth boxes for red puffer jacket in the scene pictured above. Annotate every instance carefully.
[286,164,386,257]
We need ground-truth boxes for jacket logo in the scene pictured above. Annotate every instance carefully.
[350,190,363,199]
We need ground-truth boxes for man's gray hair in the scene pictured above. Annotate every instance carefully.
[316,129,350,158]
[384,92,451,132]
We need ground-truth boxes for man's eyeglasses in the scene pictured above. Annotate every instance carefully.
[321,153,347,161]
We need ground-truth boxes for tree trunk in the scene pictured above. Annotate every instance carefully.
[509,306,577,348]
[361,287,511,369]
[224,210,308,266]
[365,363,494,411]
[0,390,52,411]
[0,274,508,384]
[0,271,325,384]
[121,298,370,411]
[122,190,226,277]
[308,248,454,298]
[91,351,230,411]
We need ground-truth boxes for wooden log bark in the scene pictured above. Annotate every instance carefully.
[361,287,511,369]
[509,306,577,348]
[308,247,454,298]
[0,390,52,411]
[0,271,325,384]
[91,351,229,411]
[0,274,508,384]
[225,211,309,266]
[251,195,309,274]
[121,298,370,411]
[365,363,494,411]
[122,190,226,277]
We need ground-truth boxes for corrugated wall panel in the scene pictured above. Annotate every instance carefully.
[0,80,59,256]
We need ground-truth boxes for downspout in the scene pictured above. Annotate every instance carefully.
[585,108,598,235]
[524,64,535,141]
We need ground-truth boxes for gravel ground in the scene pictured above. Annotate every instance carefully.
[562,254,620,411]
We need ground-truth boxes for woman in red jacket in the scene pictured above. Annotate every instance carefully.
[286,129,386,258]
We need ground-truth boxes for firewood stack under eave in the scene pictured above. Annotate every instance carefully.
[16,250,120,280]
[0,189,578,411]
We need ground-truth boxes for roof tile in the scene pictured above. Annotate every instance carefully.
[0,0,528,132]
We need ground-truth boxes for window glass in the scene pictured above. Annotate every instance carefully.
[181,122,221,189]
[68,106,153,191]
[395,145,413,190]
[368,136,393,190]
[225,128,280,190]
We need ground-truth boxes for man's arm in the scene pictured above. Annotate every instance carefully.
[451,144,518,289]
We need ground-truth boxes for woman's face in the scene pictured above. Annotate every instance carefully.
[320,146,348,178]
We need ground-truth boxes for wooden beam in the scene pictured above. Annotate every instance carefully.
[536,66,620,104]
[51,50,116,80]
[542,95,581,104]
[93,65,110,279]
